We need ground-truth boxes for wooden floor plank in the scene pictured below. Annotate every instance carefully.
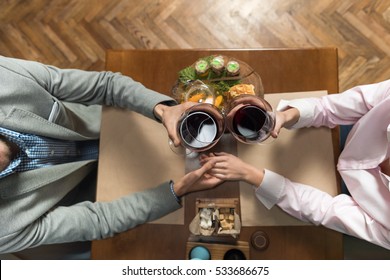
[1,0,390,91]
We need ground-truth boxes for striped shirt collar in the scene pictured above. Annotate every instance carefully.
[0,127,24,178]
[0,127,99,179]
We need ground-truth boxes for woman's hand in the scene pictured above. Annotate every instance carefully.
[199,152,264,186]
[271,107,300,138]
[173,160,224,197]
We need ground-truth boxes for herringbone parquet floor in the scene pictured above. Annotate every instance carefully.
[1,0,390,92]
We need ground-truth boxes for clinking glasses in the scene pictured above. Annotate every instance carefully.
[169,94,275,154]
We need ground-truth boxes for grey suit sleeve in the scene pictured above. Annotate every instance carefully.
[0,56,176,120]
[0,182,181,253]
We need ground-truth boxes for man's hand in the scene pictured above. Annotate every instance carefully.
[154,102,198,147]
[173,160,223,197]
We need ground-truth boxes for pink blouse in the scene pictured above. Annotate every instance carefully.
[255,80,390,249]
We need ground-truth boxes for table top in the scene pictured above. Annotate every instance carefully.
[91,48,343,260]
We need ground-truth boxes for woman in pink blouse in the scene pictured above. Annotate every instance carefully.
[200,80,390,249]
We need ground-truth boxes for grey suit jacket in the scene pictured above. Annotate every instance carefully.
[0,56,181,253]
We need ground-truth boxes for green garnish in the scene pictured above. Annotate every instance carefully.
[178,66,196,83]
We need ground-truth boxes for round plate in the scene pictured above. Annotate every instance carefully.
[172,55,264,113]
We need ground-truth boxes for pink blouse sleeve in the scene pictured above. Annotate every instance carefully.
[255,169,390,249]
[277,80,390,129]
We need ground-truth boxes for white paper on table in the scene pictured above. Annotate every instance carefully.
[97,109,185,225]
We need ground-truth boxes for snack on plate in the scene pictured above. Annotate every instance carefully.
[194,59,210,77]
[228,84,255,98]
[210,55,225,75]
[174,55,263,112]
[213,95,224,108]
[226,60,240,76]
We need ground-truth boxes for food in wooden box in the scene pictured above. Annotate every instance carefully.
[218,207,235,231]
[199,208,214,230]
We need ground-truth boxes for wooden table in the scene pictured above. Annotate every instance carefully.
[91,48,343,259]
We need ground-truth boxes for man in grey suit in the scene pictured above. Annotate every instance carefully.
[0,56,222,258]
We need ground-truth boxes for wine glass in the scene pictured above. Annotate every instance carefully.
[225,94,275,144]
[169,103,225,155]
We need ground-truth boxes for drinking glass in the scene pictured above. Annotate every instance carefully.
[226,94,275,144]
[169,103,225,154]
